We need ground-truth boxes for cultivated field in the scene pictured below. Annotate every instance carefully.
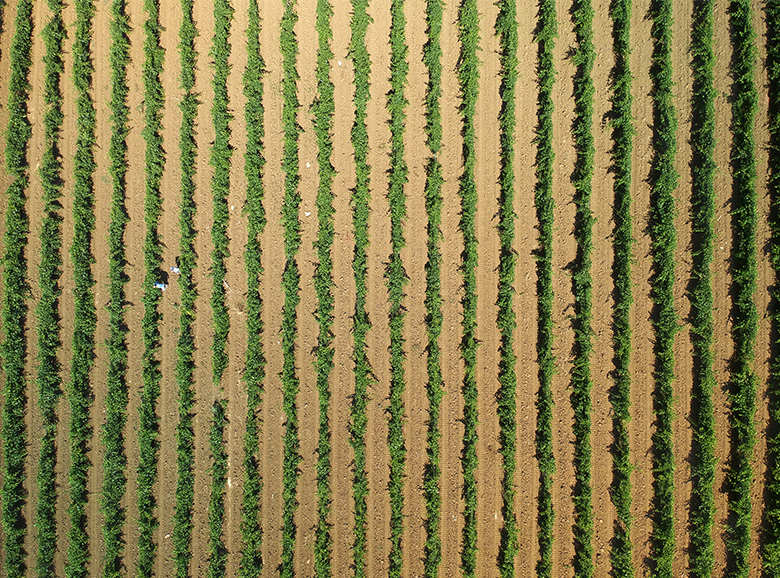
[0,0,778,577]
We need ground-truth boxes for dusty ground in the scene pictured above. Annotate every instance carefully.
[0,0,776,577]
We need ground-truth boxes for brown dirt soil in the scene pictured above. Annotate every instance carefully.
[53,0,79,573]
[627,0,656,572]
[118,0,150,572]
[514,2,542,577]
[87,0,113,573]
[401,0,431,576]
[750,1,772,573]
[155,0,190,573]
[329,0,359,573]
[473,0,503,575]
[21,1,46,570]
[710,0,735,573]
[188,0,218,575]
[224,1,250,573]
[589,0,619,572]
[512,0,540,569]
[549,1,578,574]
[436,0,466,575]
[671,0,695,574]
[365,1,392,574]
[1,0,778,577]
[289,0,320,572]
[257,0,285,572]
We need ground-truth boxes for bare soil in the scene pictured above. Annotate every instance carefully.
[589,1,619,573]
[436,2,467,576]
[122,0,155,573]
[329,0,360,575]
[22,0,46,569]
[749,2,773,573]
[627,0,656,572]
[365,2,392,574]
[257,0,293,572]
[401,1,432,576]
[710,0,736,574]
[514,1,543,576]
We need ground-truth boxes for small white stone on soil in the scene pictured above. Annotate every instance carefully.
[338,60,342,66]
[306,161,311,168]
[305,211,311,217]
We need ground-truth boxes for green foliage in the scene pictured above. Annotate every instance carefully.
[102,1,131,576]
[137,0,165,573]
[725,2,758,577]
[280,0,302,574]
[173,0,198,574]
[457,0,479,573]
[688,1,716,576]
[67,0,98,574]
[240,0,265,576]
[210,0,232,385]
[0,0,5,54]
[348,0,372,574]
[569,0,595,576]
[422,0,443,575]
[207,400,229,578]
[607,0,634,575]
[208,0,234,578]
[534,1,557,576]
[387,0,408,575]
[1,0,33,574]
[647,0,678,575]
[312,0,335,574]
[35,0,65,574]
[495,0,518,575]
[206,2,232,577]
[764,2,780,575]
